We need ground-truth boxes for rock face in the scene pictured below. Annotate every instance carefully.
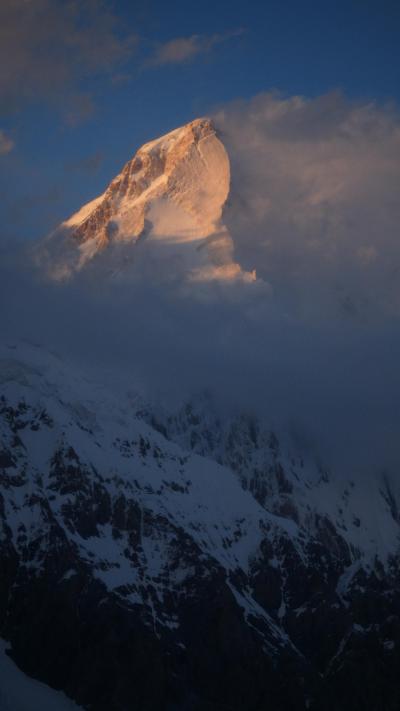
[40,119,254,284]
[1,342,400,710]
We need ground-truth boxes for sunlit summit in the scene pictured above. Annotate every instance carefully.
[42,118,255,284]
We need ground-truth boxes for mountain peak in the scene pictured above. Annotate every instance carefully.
[63,117,222,247]
[40,118,256,284]
[138,116,215,154]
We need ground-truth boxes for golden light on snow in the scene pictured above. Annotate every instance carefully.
[41,118,256,285]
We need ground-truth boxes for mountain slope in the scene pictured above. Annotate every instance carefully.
[1,342,399,710]
[38,119,255,284]
[0,639,82,711]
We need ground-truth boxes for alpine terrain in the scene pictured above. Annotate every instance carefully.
[1,119,400,711]
[38,118,255,284]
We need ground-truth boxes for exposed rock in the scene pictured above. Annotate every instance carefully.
[1,342,400,710]
[38,119,255,285]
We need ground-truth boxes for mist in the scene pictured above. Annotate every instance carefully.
[216,91,400,322]
[1,91,400,476]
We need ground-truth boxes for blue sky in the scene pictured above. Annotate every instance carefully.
[0,0,399,242]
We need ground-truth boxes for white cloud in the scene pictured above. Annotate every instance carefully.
[147,29,244,67]
[214,92,400,320]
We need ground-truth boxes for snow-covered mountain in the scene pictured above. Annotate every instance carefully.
[1,342,399,710]
[2,118,400,710]
[38,118,255,284]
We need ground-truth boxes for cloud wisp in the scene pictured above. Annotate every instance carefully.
[146,29,245,67]
[0,129,14,155]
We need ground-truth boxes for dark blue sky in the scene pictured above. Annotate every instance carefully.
[0,0,399,242]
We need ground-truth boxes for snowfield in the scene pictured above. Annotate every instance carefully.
[0,640,82,711]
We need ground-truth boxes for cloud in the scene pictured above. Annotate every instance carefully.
[0,0,137,121]
[0,129,14,155]
[1,91,400,477]
[214,92,400,321]
[146,29,244,67]
[1,251,399,476]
